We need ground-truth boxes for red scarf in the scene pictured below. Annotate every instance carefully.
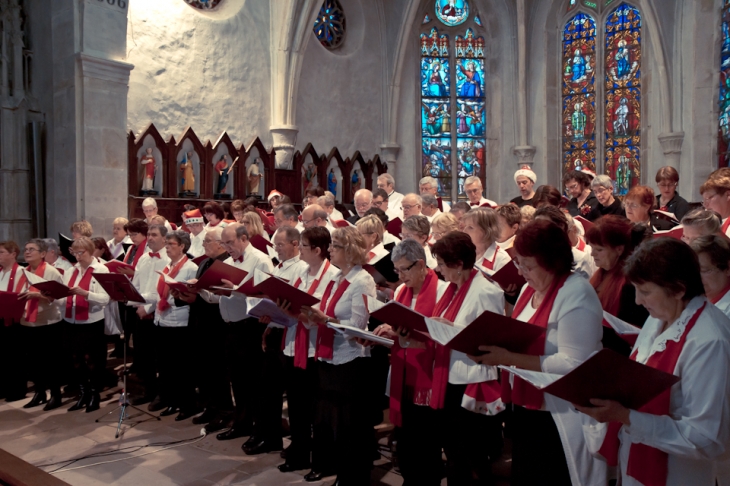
[390,269,439,426]
[286,260,330,369]
[501,273,570,409]
[156,256,189,312]
[429,269,477,409]
[4,263,18,293]
[65,265,95,321]
[314,274,352,360]
[723,218,730,236]
[481,245,500,271]
[15,262,47,323]
[598,302,706,486]
[124,239,147,268]
[576,238,586,252]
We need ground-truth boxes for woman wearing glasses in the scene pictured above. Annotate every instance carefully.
[681,208,722,245]
[59,237,111,413]
[300,226,376,485]
[585,174,625,222]
[654,166,690,222]
[624,185,675,231]
[563,169,599,218]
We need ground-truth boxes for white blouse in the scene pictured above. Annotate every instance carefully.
[475,241,511,277]
[131,248,171,316]
[216,244,274,323]
[154,259,199,327]
[60,261,111,324]
[15,265,63,327]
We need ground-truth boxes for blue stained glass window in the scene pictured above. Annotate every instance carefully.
[313,0,346,49]
[605,3,641,195]
[562,13,597,178]
[720,0,730,167]
[474,15,482,26]
[435,0,469,27]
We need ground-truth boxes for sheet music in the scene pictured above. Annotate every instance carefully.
[424,317,461,346]
[326,322,394,347]
[497,366,562,389]
[22,269,47,286]
[246,297,298,328]
[253,268,270,286]
[363,294,387,313]
[602,311,641,336]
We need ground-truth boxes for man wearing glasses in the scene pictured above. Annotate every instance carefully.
[347,189,373,224]
[372,188,402,223]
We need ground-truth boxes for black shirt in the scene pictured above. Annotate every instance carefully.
[566,191,600,217]
[509,195,535,208]
[585,197,625,222]
[653,193,690,225]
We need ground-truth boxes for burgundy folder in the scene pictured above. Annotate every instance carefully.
[0,292,26,322]
[192,260,248,290]
[92,273,146,303]
[253,276,320,314]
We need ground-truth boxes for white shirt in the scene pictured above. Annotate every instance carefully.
[425,209,442,224]
[438,198,451,213]
[498,234,516,250]
[572,247,597,279]
[148,219,173,233]
[715,288,730,318]
[474,242,511,277]
[585,297,730,486]
[312,266,376,366]
[367,243,390,265]
[154,258,199,327]
[216,244,274,323]
[13,264,63,327]
[107,235,132,260]
[383,231,401,247]
[388,191,405,212]
[283,259,340,358]
[50,256,73,273]
[273,255,307,283]
[205,221,228,231]
[131,248,171,315]
[471,197,497,208]
[188,229,207,258]
[724,218,730,238]
[0,264,24,291]
[424,245,437,270]
[331,208,345,221]
[438,272,505,385]
[385,206,403,223]
[60,261,111,324]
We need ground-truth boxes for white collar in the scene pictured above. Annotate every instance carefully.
[638,296,706,362]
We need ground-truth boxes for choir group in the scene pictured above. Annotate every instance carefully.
[2,167,730,486]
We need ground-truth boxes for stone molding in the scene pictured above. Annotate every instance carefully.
[658,132,685,156]
[379,143,400,164]
[78,53,134,85]
[270,125,299,169]
[513,145,536,165]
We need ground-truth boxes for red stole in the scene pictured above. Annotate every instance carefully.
[156,256,189,312]
[4,263,18,293]
[390,269,439,427]
[723,218,730,236]
[65,266,95,321]
[598,302,706,486]
[481,245,499,271]
[429,269,477,409]
[289,260,330,369]
[15,262,47,323]
[501,273,570,409]
[576,238,586,252]
[314,274,352,360]
[124,239,147,268]
[437,197,444,212]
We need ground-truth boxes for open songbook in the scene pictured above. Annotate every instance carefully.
[245,297,298,328]
[252,269,320,314]
[424,311,546,356]
[602,311,641,346]
[194,260,249,291]
[326,322,394,348]
[93,273,146,303]
[156,271,191,293]
[105,260,135,275]
[652,225,683,240]
[476,261,526,290]
[574,216,594,232]
[653,209,679,224]
[22,270,73,300]
[363,295,430,341]
[499,348,680,409]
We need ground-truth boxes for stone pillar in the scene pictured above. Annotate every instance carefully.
[379,143,400,176]
[270,125,298,170]
[657,131,684,169]
[513,145,536,168]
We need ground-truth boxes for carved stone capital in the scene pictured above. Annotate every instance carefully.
[78,53,134,85]
[270,125,298,169]
[379,143,400,164]
[513,145,536,165]
[658,132,685,156]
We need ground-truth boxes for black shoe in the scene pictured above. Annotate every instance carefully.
[216,426,251,441]
[204,416,230,434]
[147,396,165,412]
[243,439,283,456]
[23,391,48,409]
[159,406,180,417]
[278,460,311,472]
[191,408,217,425]
[129,394,153,406]
[43,393,63,411]
[304,470,335,482]
[242,435,259,448]
[85,392,101,413]
[175,408,201,422]
[68,386,90,412]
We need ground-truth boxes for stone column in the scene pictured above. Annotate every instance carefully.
[513,0,536,178]
[270,125,298,170]
[513,145,536,167]
[657,131,684,169]
[379,143,400,176]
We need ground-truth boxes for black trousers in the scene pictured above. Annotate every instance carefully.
[133,315,158,396]
[284,355,318,463]
[442,383,504,486]
[191,318,232,411]
[226,318,265,427]
[253,327,285,442]
[64,320,107,390]
[399,401,444,486]
[314,358,373,486]
[0,323,26,398]
[23,324,63,393]
[510,406,571,486]
[157,325,196,410]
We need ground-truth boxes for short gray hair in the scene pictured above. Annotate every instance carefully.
[142,197,157,209]
[377,173,395,188]
[318,195,335,208]
[148,224,168,237]
[27,238,48,253]
[166,230,191,253]
[42,238,59,253]
[391,238,427,264]
[591,174,614,192]
[421,194,438,208]
[207,227,223,241]
[682,208,722,234]
[402,215,430,238]
[419,176,438,189]
[354,189,373,202]
[464,176,482,187]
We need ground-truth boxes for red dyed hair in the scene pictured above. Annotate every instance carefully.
[624,185,656,210]
[585,215,634,315]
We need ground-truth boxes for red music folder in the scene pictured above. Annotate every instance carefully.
[192,254,208,266]
[500,348,680,409]
[575,216,594,232]
[253,274,320,314]
[32,280,73,300]
[155,271,191,293]
[249,234,273,254]
[330,219,352,228]
[425,310,546,356]
[386,217,403,237]
[485,261,526,289]
[0,291,26,322]
[193,260,248,290]
[364,296,431,342]
[92,273,146,303]
[652,226,683,240]
[105,260,135,275]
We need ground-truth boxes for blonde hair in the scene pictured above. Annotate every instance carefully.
[461,208,500,246]
[149,215,167,225]
[71,220,93,237]
[113,217,129,227]
[241,212,265,238]
[332,226,368,266]
[520,205,536,226]
[355,215,384,245]
[71,236,95,253]
[431,212,459,236]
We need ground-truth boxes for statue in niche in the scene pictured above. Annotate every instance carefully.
[248,157,263,197]
[215,154,236,195]
[302,163,317,192]
[140,147,158,195]
[328,169,337,196]
[180,151,196,196]
[351,170,361,198]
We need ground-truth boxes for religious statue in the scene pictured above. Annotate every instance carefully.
[615,154,631,194]
[215,154,237,194]
[571,102,586,140]
[247,158,263,196]
[180,151,196,195]
[140,147,157,194]
[302,162,317,192]
[351,170,361,197]
[328,168,337,196]
[441,0,457,17]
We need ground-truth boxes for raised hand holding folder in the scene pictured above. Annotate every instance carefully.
[246,297,298,328]
[105,260,135,275]
[326,322,394,348]
[363,295,430,341]
[155,271,191,293]
[499,348,680,409]
[31,280,73,300]
[192,260,248,290]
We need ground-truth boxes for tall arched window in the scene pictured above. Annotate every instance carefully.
[561,1,641,196]
[719,0,730,168]
[420,1,485,201]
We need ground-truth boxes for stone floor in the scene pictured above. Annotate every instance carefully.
[0,359,510,485]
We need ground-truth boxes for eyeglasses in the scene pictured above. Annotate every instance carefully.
[658,183,676,189]
[394,261,418,274]
[624,202,643,210]
[700,266,719,275]
[566,183,579,191]
[329,243,344,250]
[402,204,421,211]
[372,200,385,208]
[593,186,610,195]
[301,219,314,226]
[221,239,237,247]
[24,248,40,253]
[70,250,87,257]
[513,259,537,273]
[703,193,720,204]
[355,203,371,210]
[203,238,220,244]
[128,232,140,238]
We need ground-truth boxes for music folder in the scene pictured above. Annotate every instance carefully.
[192,260,248,290]
[105,260,135,275]
[59,233,77,264]
[249,234,273,254]
[32,280,73,300]
[602,311,641,346]
[425,310,546,356]
[92,273,146,303]
[652,225,683,240]
[192,254,208,266]
[653,209,679,224]
[480,261,526,290]
[326,322,394,348]
[363,256,400,286]
[574,216,594,232]
[252,272,320,314]
[0,291,26,322]
[499,348,680,409]
[155,271,191,293]
[363,295,430,342]
[330,219,352,228]
[386,217,403,238]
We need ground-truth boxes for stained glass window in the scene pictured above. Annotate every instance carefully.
[435,0,469,27]
[184,0,221,9]
[313,0,346,49]
[423,14,432,24]
[562,13,597,178]
[719,0,730,167]
[605,3,641,195]
[421,24,485,199]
